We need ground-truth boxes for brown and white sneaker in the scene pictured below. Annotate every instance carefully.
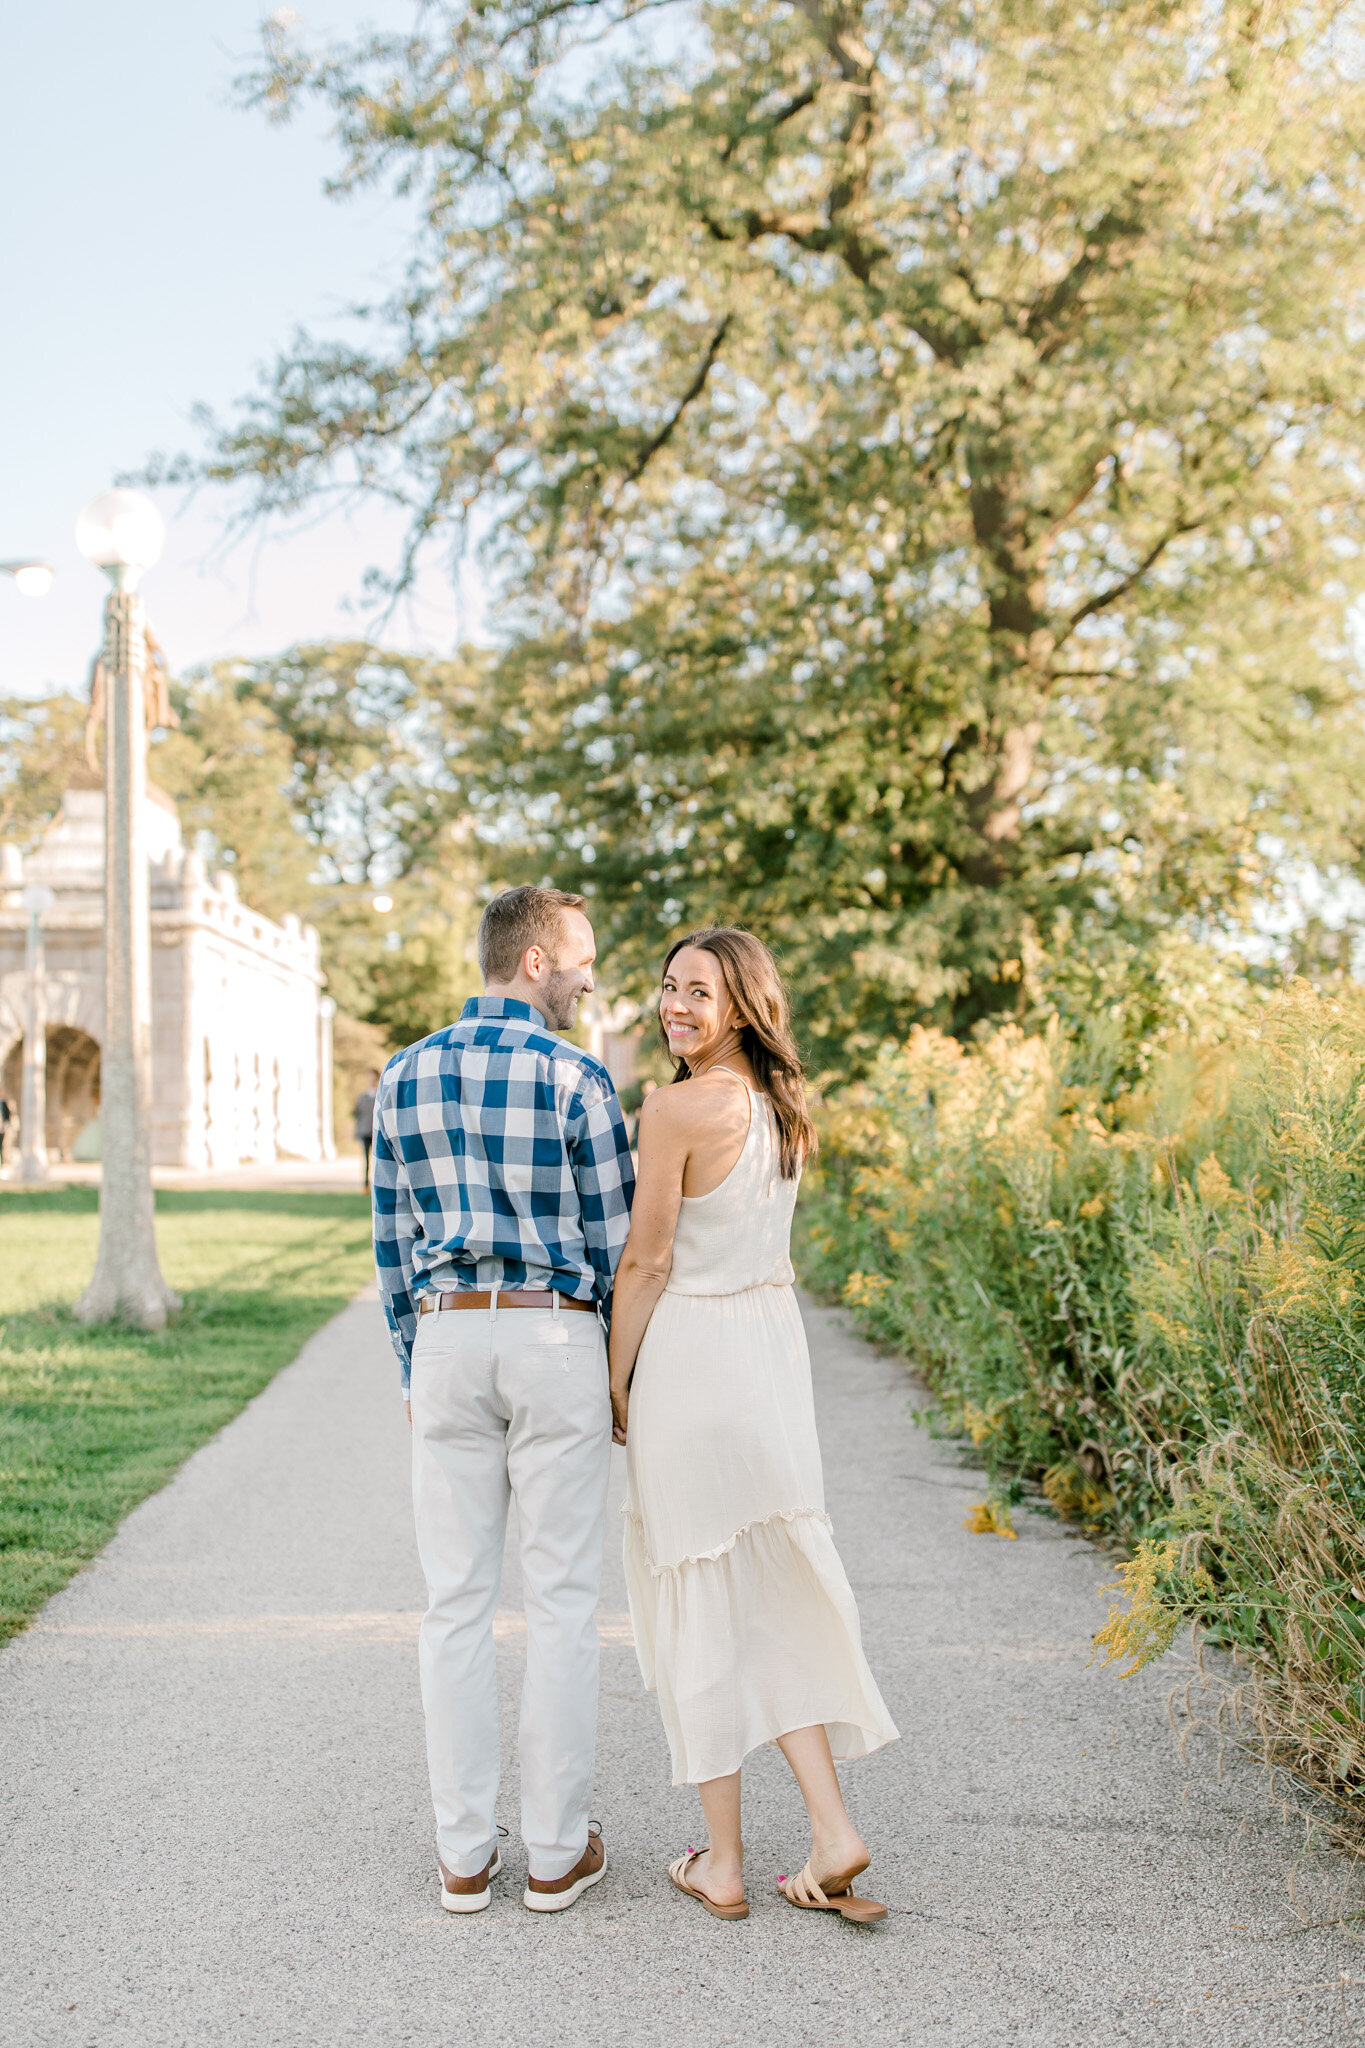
[523,1823,605,1913]
[439,1846,502,1915]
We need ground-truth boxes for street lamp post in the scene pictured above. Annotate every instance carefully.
[19,882,55,1183]
[72,490,181,1331]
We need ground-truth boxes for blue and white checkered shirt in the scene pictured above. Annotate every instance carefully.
[372,996,636,1393]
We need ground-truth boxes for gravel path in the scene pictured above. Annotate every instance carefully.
[1,1291,1359,2047]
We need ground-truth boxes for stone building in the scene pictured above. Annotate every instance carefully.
[0,778,335,1169]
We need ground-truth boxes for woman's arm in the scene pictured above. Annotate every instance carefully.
[608,1092,689,1443]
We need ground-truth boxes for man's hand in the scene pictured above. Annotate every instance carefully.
[405,1400,412,1432]
[610,1384,628,1445]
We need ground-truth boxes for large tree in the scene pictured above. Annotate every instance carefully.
[176,0,1365,1068]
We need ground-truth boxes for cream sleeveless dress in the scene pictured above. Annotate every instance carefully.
[623,1082,900,1786]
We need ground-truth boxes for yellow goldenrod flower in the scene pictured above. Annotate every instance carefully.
[1195,1154,1234,1208]
[964,1497,1018,1540]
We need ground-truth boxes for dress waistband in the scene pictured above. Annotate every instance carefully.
[661,1278,794,1300]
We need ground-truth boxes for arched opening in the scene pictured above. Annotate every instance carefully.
[1,1027,102,1161]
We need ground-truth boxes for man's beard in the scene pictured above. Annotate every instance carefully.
[540,967,582,1032]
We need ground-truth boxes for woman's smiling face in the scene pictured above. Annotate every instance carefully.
[660,946,733,1062]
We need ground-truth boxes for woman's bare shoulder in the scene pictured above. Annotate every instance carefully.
[640,1081,695,1129]
[639,1073,740,1136]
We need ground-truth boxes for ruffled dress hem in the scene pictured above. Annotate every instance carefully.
[623,1501,900,1787]
[620,1500,832,1574]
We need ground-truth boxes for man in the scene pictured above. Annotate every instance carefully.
[353,1068,379,1189]
[373,887,634,1916]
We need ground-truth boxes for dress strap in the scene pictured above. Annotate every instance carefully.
[706,1063,751,1088]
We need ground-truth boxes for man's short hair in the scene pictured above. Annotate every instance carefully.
[478,886,587,984]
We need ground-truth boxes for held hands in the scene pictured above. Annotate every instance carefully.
[610,1383,629,1445]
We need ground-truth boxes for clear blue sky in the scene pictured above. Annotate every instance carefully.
[1,1,476,700]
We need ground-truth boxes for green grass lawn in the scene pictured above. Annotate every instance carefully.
[0,1187,375,1644]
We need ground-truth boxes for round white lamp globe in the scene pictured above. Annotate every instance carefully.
[76,489,165,589]
[0,559,54,597]
[21,882,56,919]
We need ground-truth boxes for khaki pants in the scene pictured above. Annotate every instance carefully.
[409,1296,610,1879]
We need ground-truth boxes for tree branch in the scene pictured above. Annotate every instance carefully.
[1034,455,1113,566]
[495,0,684,52]
[899,293,978,365]
[1067,521,1196,631]
[619,315,732,487]
[741,1,883,284]
[1025,200,1146,360]
[793,0,876,84]
[719,85,820,162]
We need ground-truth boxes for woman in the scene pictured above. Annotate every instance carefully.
[610,928,898,1923]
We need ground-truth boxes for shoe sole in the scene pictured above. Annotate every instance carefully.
[441,1848,501,1913]
[522,1853,607,1913]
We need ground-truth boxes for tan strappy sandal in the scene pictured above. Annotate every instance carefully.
[778,1859,887,1924]
[669,1849,750,1920]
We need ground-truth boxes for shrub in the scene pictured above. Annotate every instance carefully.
[800,984,1365,1831]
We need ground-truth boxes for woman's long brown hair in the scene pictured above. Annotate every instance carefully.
[657,927,817,1180]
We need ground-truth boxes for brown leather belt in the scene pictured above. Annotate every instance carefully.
[419,1289,596,1315]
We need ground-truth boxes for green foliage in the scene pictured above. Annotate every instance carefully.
[204,642,472,888]
[5,645,484,1055]
[154,670,316,920]
[332,1010,392,1153]
[0,693,91,849]
[163,645,484,1050]
[0,1189,373,1643]
[318,875,482,1052]
[801,982,1365,1822]
[175,0,1365,1067]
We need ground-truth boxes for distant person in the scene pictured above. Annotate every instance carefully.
[0,1095,11,1166]
[609,927,898,1923]
[353,1070,379,1188]
[373,887,634,1915]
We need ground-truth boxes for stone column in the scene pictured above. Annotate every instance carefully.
[318,995,336,1161]
[74,589,181,1330]
[180,909,211,1173]
[19,885,53,1183]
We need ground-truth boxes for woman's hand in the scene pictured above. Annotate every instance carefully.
[606,1088,686,1441]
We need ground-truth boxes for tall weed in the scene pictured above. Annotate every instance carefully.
[801,984,1365,1831]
